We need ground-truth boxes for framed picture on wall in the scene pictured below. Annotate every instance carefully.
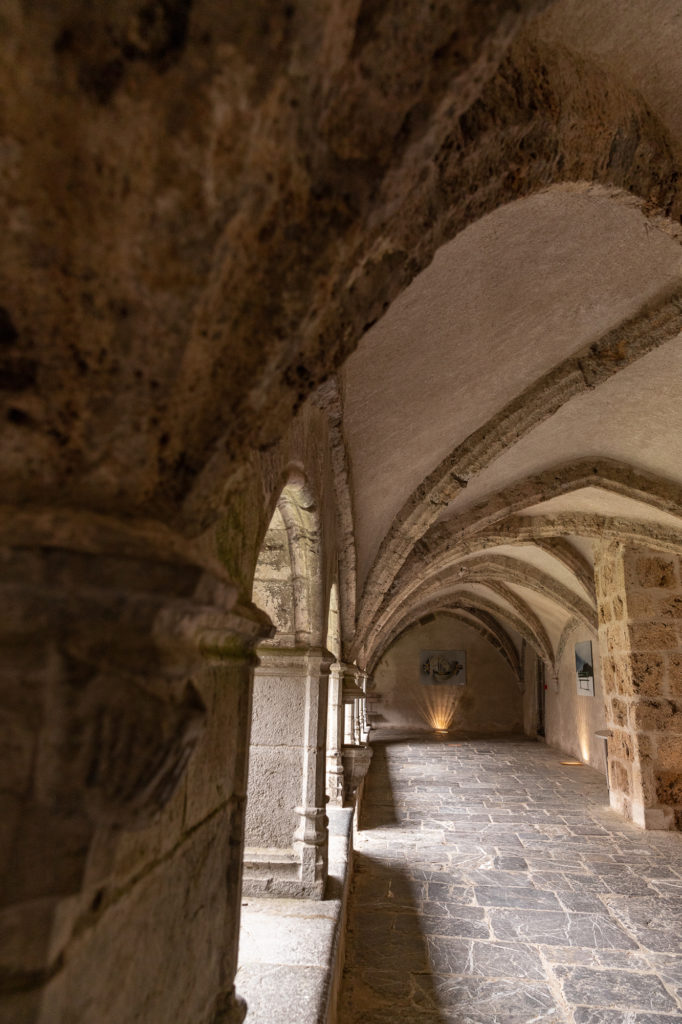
[575,640,595,696]
[420,650,466,686]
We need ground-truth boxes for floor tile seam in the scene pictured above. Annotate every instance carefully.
[239,956,334,970]
[403,965,571,987]
[536,944,579,1024]
[550,959,682,980]
[566,1001,681,1015]
[653,969,682,1012]
[595,893,670,961]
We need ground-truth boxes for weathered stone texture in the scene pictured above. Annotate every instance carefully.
[0,512,269,1024]
[41,812,239,1024]
[244,646,332,899]
[627,555,679,590]
[2,2,682,1022]
[595,542,682,830]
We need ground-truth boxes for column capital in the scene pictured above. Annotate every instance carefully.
[1,513,271,894]
[0,506,269,1021]
[255,644,335,675]
[332,662,365,701]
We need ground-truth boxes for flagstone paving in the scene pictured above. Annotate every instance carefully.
[338,735,682,1024]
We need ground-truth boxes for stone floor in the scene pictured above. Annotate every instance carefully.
[338,734,682,1024]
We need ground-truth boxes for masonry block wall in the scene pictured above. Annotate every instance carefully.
[595,542,682,830]
[373,615,523,734]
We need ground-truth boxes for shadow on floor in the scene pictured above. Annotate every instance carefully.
[359,743,399,830]
[338,853,448,1024]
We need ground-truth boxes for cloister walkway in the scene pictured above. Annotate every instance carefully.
[339,735,682,1024]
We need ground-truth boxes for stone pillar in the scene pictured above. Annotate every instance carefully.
[0,515,269,1024]
[203,626,270,1024]
[353,697,363,744]
[340,667,372,805]
[342,666,365,748]
[243,646,332,898]
[344,701,355,745]
[326,662,347,806]
[595,542,682,830]
[358,672,372,744]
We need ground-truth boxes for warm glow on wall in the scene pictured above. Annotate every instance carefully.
[415,684,462,733]
[577,721,590,763]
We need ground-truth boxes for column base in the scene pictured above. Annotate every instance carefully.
[211,989,247,1024]
[242,849,326,899]
[326,752,345,807]
[610,790,678,831]
[642,804,676,830]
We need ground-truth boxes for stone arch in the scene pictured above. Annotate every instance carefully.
[370,606,523,687]
[369,552,596,657]
[142,35,682,524]
[312,377,358,654]
[326,579,341,661]
[356,458,682,656]
[367,588,554,677]
[422,459,682,556]
[459,513,682,558]
[252,468,325,649]
[244,467,331,898]
[355,299,682,651]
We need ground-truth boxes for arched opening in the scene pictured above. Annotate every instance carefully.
[325,582,345,806]
[326,580,341,662]
[243,474,331,898]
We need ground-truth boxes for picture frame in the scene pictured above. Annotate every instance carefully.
[575,640,595,696]
[420,650,466,686]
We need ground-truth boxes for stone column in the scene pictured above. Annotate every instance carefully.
[340,667,372,805]
[344,701,355,745]
[0,513,269,1024]
[342,666,365,748]
[326,662,346,806]
[203,625,270,1024]
[595,542,682,830]
[243,646,332,898]
[358,672,372,744]
[353,697,363,744]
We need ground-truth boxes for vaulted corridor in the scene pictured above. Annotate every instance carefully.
[4,4,682,1022]
[339,736,682,1024]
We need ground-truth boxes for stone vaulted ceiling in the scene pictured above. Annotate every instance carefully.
[342,186,682,590]
[335,0,682,672]
[342,179,682,672]
[2,0,682,675]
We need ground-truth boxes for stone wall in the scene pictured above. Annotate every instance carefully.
[595,543,682,829]
[0,397,345,1024]
[3,3,682,1019]
[373,615,523,734]
[521,643,539,737]
[545,623,607,774]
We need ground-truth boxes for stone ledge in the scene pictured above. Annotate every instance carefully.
[236,807,354,1024]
